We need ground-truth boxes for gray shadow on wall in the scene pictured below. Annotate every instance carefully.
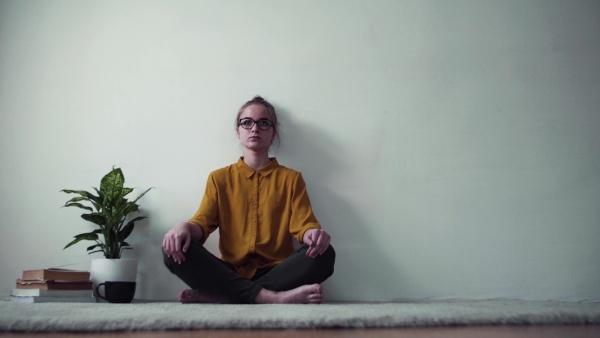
[129,210,159,300]
[273,107,407,301]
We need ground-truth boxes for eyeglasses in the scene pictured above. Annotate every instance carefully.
[238,118,274,130]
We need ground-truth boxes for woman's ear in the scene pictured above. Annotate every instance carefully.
[271,130,277,143]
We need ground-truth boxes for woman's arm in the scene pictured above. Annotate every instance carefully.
[164,172,220,264]
[288,172,332,258]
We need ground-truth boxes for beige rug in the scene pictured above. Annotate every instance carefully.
[1,299,599,332]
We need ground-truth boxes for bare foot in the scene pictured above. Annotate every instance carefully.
[179,289,234,304]
[255,284,324,304]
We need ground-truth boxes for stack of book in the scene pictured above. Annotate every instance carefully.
[10,268,96,303]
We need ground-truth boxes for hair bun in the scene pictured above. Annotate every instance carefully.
[252,95,265,102]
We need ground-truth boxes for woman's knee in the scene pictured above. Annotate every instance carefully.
[162,239,202,272]
[304,244,336,279]
[320,244,336,277]
[162,248,178,273]
[323,244,335,262]
[296,243,336,267]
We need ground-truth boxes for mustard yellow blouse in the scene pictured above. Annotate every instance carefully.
[189,158,322,279]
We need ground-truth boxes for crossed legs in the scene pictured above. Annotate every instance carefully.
[163,240,335,304]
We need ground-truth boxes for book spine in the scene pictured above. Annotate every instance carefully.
[11,288,94,297]
[16,280,93,290]
[10,296,97,303]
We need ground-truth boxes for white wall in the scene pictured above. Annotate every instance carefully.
[1,0,598,301]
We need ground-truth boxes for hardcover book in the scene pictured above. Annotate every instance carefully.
[11,288,94,297]
[16,279,93,290]
[21,268,90,282]
[10,295,96,303]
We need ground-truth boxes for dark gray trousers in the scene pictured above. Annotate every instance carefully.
[163,240,335,304]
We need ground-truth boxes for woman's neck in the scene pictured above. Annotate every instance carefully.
[242,150,271,171]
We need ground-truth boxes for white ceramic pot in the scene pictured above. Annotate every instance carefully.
[91,258,138,298]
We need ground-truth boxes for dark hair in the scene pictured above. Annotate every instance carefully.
[235,96,281,146]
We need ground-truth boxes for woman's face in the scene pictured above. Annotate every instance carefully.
[236,104,276,153]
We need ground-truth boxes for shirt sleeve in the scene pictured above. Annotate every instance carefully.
[188,172,219,244]
[289,172,322,243]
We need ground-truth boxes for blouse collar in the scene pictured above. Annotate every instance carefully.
[236,157,280,178]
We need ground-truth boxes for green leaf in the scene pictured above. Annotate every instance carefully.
[119,246,132,256]
[63,202,93,212]
[100,167,125,202]
[123,216,145,228]
[61,189,90,196]
[132,187,153,204]
[78,232,99,240]
[63,232,99,249]
[91,188,103,211]
[119,216,144,241]
[119,223,133,242]
[65,196,90,203]
[81,213,106,225]
[121,187,134,197]
[86,244,102,251]
[113,198,130,215]
[62,189,101,206]
[119,201,139,217]
[93,187,103,197]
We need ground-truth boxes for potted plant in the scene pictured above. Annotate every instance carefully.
[61,167,152,299]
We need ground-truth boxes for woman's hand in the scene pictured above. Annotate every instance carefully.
[162,222,194,264]
[303,228,331,259]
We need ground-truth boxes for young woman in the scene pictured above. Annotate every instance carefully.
[162,96,336,304]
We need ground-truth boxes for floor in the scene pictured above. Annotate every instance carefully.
[1,326,600,338]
